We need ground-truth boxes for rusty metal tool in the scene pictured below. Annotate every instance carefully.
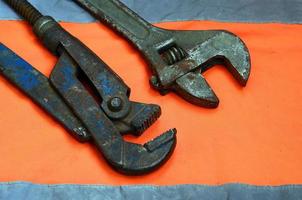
[0,43,90,142]
[3,0,177,175]
[75,0,251,108]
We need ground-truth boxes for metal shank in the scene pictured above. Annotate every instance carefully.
[76,0,153,47]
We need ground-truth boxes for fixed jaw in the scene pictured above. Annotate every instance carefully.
[174,71,219,108]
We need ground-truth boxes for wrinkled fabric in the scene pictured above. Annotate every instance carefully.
[0,0,302,199]
[0,0,302,23]
[0,182,302,200]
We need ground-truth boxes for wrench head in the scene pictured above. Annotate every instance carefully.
[149,30,251,108]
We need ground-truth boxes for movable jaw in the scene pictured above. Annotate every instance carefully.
[173,71,219,108]
[149,30,251,108]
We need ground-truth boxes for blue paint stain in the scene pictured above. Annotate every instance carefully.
[16,70,40,91]
[0,43,121,99]
[0,44,40,90]
[56,60,77,93]
[97,74,113,96]
[0,44,6,51]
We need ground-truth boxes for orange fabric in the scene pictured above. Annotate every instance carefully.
[0,20,301,185]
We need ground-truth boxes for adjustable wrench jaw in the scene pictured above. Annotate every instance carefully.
[144,29,251,108]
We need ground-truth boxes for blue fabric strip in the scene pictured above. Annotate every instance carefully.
[1,182,302,200]
[0,0,302,24]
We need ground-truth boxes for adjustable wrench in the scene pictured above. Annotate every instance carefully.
[76,0,251,108]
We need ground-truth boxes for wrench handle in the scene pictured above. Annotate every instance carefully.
[77,0,153,43]
[0,43,90,142]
